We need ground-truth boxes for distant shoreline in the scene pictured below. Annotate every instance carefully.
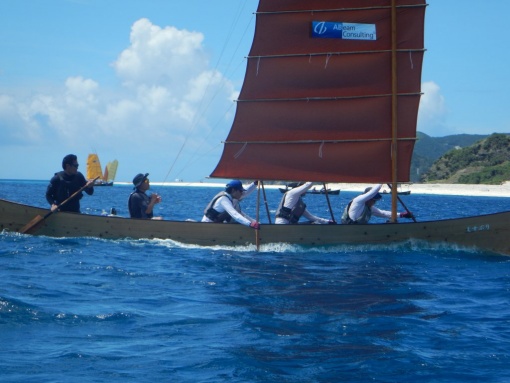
[116,181,510,198]
[2,179,509,197]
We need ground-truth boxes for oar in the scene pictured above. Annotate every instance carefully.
[323,182,336,222]
[387,183,417,222]
[260,181,272,224]
[19,176,99,234]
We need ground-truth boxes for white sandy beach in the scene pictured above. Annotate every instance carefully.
[118,181,510,198]
[328,182,510,198]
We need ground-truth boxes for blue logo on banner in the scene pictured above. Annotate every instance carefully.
[312,21,343,38]
[312,21,376,40]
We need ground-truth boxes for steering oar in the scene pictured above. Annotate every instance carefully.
[19,176,99,234]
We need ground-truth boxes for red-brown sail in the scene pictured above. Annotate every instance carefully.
[211,0,426,183]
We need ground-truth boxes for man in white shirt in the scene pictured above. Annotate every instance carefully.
[275,182,334,224]
[202,180,260,229]
[341,184,413,224]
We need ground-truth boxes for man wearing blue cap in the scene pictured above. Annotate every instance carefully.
[341,184,413,224]
[202,180,260,229]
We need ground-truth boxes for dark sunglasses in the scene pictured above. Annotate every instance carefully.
[70,163,79,168]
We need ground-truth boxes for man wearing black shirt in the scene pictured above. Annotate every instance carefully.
[45,154,94,213]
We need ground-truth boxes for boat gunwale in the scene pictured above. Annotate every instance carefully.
[2,197,510,225]
[2,197,510,256]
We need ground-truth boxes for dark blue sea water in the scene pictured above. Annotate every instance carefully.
[1,180,510,383]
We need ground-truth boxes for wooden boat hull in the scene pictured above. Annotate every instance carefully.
[1,198,509,255]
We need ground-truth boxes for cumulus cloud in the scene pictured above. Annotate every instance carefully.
[0,18,237,180]
[0,95,28,143]
[113,18,208,91]
[65,76,99,106]
[418,81,449,136]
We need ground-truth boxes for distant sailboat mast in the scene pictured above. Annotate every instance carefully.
[103,165,109,183]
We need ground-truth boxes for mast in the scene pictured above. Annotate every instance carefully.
[391,0,398,222]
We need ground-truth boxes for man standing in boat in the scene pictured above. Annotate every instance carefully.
[128,173,162,219]
[341,184,414,224]
[46,154,95,213]
[275,182,334,224]
[202,180,260,229]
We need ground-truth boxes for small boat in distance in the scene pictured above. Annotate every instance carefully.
[308,188,341,195]
[86,154,118,186]
[381,185,412,195]
[382,190,411,195]
[279,183,340,195]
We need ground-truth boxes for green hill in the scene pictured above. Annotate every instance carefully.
[420,133,510,184]
[410,132,488,182]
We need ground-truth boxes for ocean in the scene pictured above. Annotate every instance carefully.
[1,180,510,382]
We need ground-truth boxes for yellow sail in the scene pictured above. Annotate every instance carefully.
[106,160,118,182]
[86,154,103,180]
[103,165,109,182]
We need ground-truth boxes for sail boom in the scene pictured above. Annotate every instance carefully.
[256,4,426,15]
[237,92,422,103]
[246,48,426,60]
[223,138,417,145]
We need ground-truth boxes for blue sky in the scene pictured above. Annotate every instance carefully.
[1,0,509,182]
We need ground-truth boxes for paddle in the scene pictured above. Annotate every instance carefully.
[260,181,272,224]
[255,181,261,251]
[387,183,417,222]
[323,182,336,222]
[19,176,99,234]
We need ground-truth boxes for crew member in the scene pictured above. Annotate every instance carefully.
[341,184,414,224]
[202,180,260,229]
[275,182,333,224]
[128,173,162,219]
[45,154,94,213]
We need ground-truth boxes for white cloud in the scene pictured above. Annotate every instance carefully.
[113,18,208,92]
[0,95,22,139]
[0,18,236,181]
[418,81,449,136]
[65,76,99,106]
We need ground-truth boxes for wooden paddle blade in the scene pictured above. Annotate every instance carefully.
[19,215,45,234]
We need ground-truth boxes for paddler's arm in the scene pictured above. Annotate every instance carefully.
[220,197,252,226]
[84,176,95,195]
[45,176,59,212]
